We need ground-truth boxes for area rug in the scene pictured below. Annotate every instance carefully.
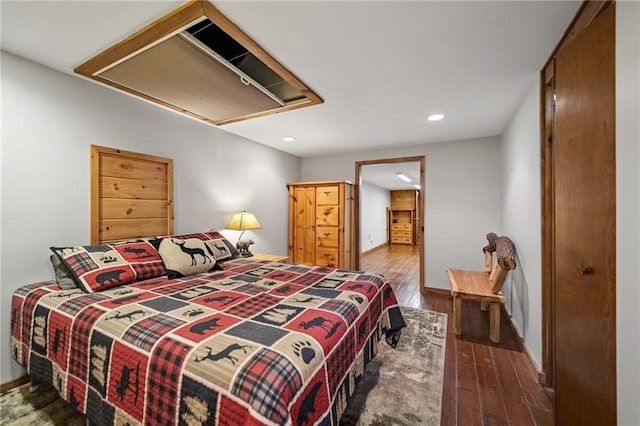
[340,307,447,425]
[0,307,446,426]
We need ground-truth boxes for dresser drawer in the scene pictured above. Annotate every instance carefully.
[316,248,339,267]
[316,227,339,247]
[317,205,339,226]
[316,185,339,205]
[391,236,412,244]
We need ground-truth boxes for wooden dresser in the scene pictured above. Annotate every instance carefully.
[390,190,417,245]
[287,181,354,268]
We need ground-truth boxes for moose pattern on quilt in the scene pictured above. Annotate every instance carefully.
[11,258,405,426]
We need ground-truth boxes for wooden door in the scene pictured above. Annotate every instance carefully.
[553,4,616,424]
[293,187,316,265]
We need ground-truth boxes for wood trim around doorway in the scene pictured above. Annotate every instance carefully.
[354,156,426,293]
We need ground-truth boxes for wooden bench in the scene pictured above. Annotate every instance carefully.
[447,233,517,343]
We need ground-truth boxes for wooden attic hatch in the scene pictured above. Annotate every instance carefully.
[75,0,323,126]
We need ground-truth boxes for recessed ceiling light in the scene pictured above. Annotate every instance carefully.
[427,113,445,121]
[283,136,296,142]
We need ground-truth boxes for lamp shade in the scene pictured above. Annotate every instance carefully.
[225,211,262,231]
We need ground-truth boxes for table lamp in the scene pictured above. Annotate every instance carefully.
[225,210,262,257]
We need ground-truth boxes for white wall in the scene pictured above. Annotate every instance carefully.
[360,181,389,251]
[302,137,502,288]
[0,51,301,383]
[499,78,542,368]
[616,2,640,424]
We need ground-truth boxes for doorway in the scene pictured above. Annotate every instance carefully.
[354,156,426,293]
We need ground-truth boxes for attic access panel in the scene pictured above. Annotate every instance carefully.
[75,1,322,126]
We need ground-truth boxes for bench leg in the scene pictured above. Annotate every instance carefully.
[453,295,462,335]
[490,302,501,343]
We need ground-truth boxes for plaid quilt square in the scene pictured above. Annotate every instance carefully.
[122,313,186,352]
[225,321,288,346]
[192,291,248,310]
[146,337,193,425]
[58,293,110,316]
[140,296,188,313]
[291,272,326,287]
[226,293,280,318]
[263,269,300,282]
[326,329,356,398]
[107,341,148,422]
[232,283,266,296]
[285,265,313,274]
[14,281,49,297]
[319,299,359,326]
[231,348,303,425]
[11,296,23,340]
[69,306,107,381]
[356,273,385,288]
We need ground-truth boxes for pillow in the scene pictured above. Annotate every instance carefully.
[156,231,240,262]
[49,254,78,290]
[204,230,241,261]
[150,237,221,278]
[50,240,166,293]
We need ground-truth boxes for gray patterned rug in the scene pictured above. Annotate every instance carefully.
[0,307,446,425]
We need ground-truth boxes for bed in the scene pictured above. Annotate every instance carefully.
[10,231,406,425]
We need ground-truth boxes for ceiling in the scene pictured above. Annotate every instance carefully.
[1,1,581,186]
[361,162,421,191]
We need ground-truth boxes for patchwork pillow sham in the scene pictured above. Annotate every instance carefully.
[205,230,241,261]
[150,237,221,278]
[50,240,166,293]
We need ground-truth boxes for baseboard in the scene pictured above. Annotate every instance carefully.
[361,242,387,256]
[423,286,450,296]
[500,305,547,386]
[0,375,29,394]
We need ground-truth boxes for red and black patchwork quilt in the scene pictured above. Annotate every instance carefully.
[11,258,406,425]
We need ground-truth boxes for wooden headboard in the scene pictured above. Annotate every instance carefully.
[90,145,174,244]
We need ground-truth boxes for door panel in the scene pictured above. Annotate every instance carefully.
[293,187,316,265]
[553,4,616,424]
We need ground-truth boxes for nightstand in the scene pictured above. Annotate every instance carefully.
[250,253,289,263]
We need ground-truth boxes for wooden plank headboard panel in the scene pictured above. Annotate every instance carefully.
[90,145,174,244]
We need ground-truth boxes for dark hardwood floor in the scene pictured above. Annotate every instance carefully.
[362,244,554,425]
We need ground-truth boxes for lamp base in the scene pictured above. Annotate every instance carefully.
[236,239,255,257]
